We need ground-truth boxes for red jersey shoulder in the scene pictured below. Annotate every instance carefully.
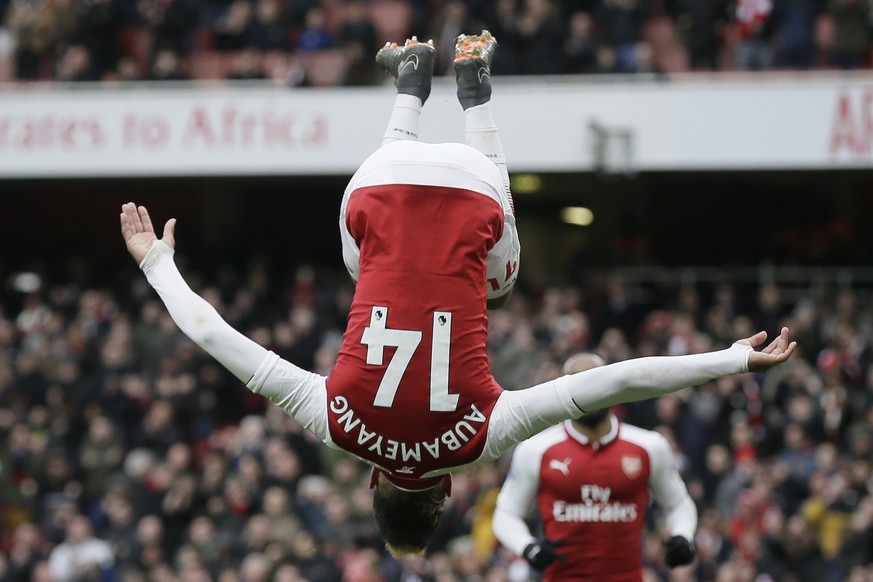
[538,425,653,486]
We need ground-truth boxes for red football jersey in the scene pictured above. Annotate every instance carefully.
[326,182,505,480]
[736,0,772,39]
[496,413,698,580]
[536,423,654,581]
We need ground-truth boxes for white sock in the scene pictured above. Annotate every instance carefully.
[382,94,423,145]
[465,103,513,211]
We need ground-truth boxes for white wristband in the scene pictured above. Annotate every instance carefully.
[139,240,175,274]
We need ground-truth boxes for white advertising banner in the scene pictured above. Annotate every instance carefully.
[1,74,872,177]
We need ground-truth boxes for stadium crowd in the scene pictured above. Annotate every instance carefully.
[0,0,872,84]
[0,250,872,581]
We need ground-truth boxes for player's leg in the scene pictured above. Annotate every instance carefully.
[377,37,435,145]
[455,31,513,209]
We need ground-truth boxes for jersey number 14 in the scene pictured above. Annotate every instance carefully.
[361,305,459,412]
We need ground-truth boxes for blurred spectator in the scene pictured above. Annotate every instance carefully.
[99,487,138,566]
[136,0,199,57]
[228,47,267,79]
[75,0,123,76]
[4,522,47,581]
[771,0,820,69]
[131,514,168,570]
[79,415,125,502]
[801,469,856,572]
[112,55,143,80]
[779,422,816,486]
[134,399,181,452]
[594,44,621,73]
[471,0,519,75]
[595,0,652,73]
[212,0,253,51]
[672,0,730,70]
[48,514,115,581]
[245,0,288,51]
[734,0,777,70]
[338,0,377,85]
[6,0,66,78]
[563,10,599,73]
[296,6,333,52]
[634,40,661,74]
[828,0,870,68]
[0,0,9,32]
[516,0,565,74]
[757,514,826,581]
[286,0,318,28]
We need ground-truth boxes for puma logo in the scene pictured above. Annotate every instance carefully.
[549,457,572,476]
[477,67,490,83]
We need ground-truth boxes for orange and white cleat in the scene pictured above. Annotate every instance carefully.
[454,30,497,65]
[454,30,497,109]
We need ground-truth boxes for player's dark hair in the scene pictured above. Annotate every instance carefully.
[372,484,447,556]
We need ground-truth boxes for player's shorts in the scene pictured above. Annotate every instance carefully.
[339,141,516,291]
[348,141,507,206]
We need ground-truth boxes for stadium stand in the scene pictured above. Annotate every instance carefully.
[1,0,871,84]
[2,247,873,580]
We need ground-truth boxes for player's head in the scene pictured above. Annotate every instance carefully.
[563,352,612,427]
[370,468,451,556]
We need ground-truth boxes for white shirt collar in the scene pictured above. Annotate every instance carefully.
[564,416,619,448]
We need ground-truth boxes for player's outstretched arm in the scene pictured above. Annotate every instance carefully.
[120,202,269,383]
[569,327,797,412]
[484,329,798,464]
[121,203,329,440]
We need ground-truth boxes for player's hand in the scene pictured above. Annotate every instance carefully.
[120,202,176,264]
[736,327,797,372]
[664,535,695,568]
[522,539,568,571]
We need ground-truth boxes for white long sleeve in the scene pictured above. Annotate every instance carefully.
[140,241,269,383]
[493,434,550,555]
[663,494,698,541]
[563,342,752,412]
[140,241,329,440]
[486,343,751,461]
[640,427,698,540]
[492,503,537,556]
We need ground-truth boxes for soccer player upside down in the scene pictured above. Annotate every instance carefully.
[120,31,797,557]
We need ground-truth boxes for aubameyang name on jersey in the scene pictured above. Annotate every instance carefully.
[328,396,486,461]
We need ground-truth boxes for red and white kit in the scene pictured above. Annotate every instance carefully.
[133,32,768,493]
[138,141,753,487]
[328,140,518,483]
[494,418,697,581]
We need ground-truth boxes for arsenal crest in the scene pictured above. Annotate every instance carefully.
[621,455,642,479]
